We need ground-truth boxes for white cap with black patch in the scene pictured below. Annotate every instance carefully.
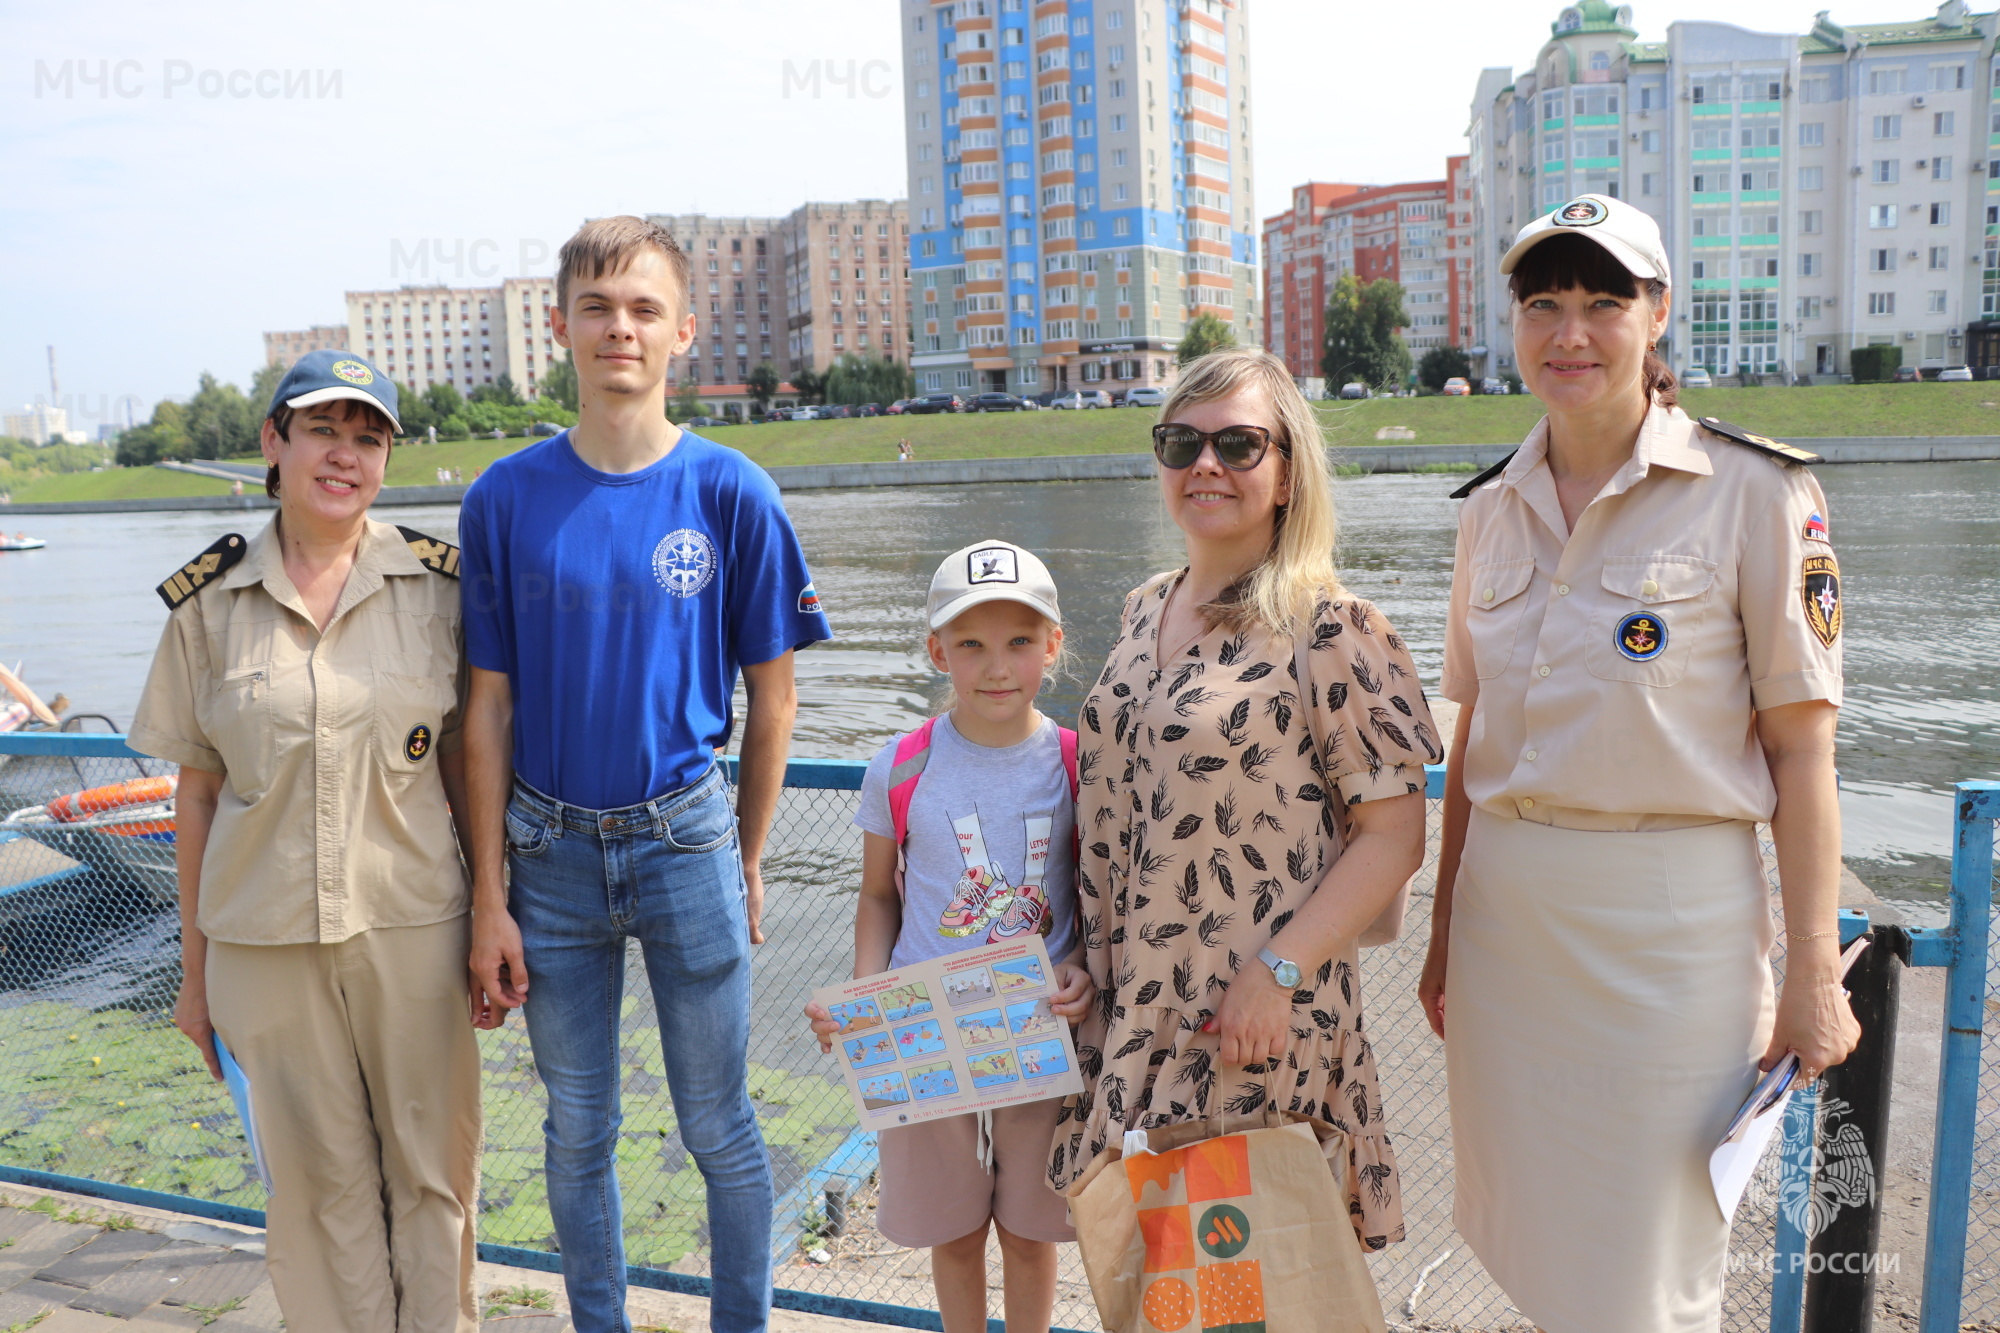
[1500,193,1672,288]
[926,540,1062,630]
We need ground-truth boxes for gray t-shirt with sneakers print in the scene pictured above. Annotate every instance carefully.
[855,711,1078,970]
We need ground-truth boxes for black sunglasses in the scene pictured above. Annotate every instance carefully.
[1151,423,1290,472]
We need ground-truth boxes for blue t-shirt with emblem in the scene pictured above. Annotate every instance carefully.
[459,429,831,810]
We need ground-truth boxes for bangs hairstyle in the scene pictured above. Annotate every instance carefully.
[1158,346,1342,635]
[265,398,397,499]
[924,605,1070,715]
[556,216,692,318]
[1508,231,1678,408]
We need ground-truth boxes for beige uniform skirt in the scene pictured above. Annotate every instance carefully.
[1445,809,1776,1333]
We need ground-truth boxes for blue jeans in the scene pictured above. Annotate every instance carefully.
[506,767,773,1333]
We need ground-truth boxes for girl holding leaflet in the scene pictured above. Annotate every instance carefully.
[805,540,1094,1333]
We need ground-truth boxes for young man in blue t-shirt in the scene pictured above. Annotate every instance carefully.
[460,216,830,1333]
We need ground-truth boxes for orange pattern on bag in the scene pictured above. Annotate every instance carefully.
[1142,1275,1196,1330]
[1139,1206,1196,1272]
[1185,1136,1252,1203]
[1196,1259,1267,1330]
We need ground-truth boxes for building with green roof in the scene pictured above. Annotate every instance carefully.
[1466,1,2000,383]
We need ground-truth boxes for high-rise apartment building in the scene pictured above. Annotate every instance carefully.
[776,200,913,377]
[342,277,560,399]
[262,325,348,370]
[1468,0,1998,382]
[650,214,783,391]
[900,0,1259,398]
[1262,183,1363,378]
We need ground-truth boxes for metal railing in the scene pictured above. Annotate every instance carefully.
[0,731,1991,1332]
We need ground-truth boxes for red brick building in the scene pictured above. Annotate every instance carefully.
[1262,183,1363,379]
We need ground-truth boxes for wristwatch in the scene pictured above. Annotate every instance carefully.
[1258,946,1302,990]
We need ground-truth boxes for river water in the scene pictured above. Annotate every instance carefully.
[3,460,1995,901]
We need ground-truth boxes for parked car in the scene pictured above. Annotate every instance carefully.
[1680,367,1714,388]
[970,392,1028,411]
[1479,378,1510,395]
[685,415,726,428]
[1938,364,1974,381]
[1052,389,1113,409]
[529,421,565,436]
[1124,386,1167,408]
[855,402,884,417]
[1892,365,1920,382]
[1441,378,1471,396]
[886,399,913,415]
[905,392,965,414]
[1338,382,1371,400]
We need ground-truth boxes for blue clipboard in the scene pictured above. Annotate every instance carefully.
[213,1034,274,1195]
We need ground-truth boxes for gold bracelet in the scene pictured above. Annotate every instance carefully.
[1787,929,1837,943]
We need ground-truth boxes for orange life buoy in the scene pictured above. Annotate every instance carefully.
[46,776,178,823]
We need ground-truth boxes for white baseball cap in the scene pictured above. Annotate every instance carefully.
[1500,193,1672,288]
[926,540,1062,630]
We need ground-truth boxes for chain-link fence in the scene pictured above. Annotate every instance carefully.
[0,738,1976,1330]
[1958,914,2000,1325]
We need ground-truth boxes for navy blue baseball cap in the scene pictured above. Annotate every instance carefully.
[268,349,402,435]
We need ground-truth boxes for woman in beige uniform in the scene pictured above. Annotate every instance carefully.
[130,351,488,1333]
[1419,196,1861,1333]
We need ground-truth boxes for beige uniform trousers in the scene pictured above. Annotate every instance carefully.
[206,915,481,1333]
[1445,810,1777,1333]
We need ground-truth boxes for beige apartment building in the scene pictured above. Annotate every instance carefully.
[340,277,560,399]
[262,325,348,369]
[777,200,913,377]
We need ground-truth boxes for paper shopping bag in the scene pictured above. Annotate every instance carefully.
[1065,1109,1386,1333]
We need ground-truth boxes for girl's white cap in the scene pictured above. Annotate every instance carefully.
[1500,193,1672,287]
[927,540,1062,629]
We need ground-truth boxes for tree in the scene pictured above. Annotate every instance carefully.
[248,362,287,417]
[1322,275,1412,393]
[789,367,825,405]
[1176,312,1237,366]
[471,374,523,407]
[394,382,437,438]
[542,350,579,411]
[669,380,706,421]
[114,400,191,467]
[1416,345,1474,393]
[424,382,465,422]
[182,373,259,459]
[825,354,915,405]
[746,362,780,414]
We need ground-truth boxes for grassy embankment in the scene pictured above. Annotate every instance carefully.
[8,381,1996,504]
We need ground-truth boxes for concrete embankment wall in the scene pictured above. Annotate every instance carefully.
[5,436,1994,515]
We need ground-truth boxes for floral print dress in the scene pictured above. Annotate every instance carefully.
[1048,571,1441,1251]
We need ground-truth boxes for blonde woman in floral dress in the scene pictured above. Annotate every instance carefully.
[1048,348,1438,1252]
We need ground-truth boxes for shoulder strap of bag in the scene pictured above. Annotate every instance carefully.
[1058,726,1079,800]
[886,716,942,900]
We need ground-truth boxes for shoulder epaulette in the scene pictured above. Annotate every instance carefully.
[155,533,246,611]
[1448,450,1518,500]
[397,525,460,579]
[1697,417,1822,465]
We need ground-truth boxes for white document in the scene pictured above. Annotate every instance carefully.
[214,1035,274,1195]
[1708,935,1868,1221]
[814,935,1084,1130]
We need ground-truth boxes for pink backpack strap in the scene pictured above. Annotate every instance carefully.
[1058,726,1079,800]
[886,716,940,855]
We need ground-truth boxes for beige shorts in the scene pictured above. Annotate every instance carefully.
[875,1098,1076,1248]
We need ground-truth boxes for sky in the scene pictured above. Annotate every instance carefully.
[1,0,1879,424]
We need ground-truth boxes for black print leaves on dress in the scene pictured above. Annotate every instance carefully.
[1175,686,1217,717]
[1168,662,1203,697]
[1171,812,1204,839]
[1240,743,1274,781]
[1208,848,1236,900]
[1219,698,1251,746]
[1198,910,1235,948]
[1113,1027,1156,1060]
[1236,661,1275,683]
[1238,843,1268,872]
[1173,956,1199,1004]
[1178,754,1228,782]
[1217,632,1248,666]
[1133,979,1163,1006]
[1160,724,1189,742]
[1389,694,1413,717]
[1177,862,1202,912]
[1350,655,1382,695]
[1138,920,1188,949]
[1368,706,1414,752]
[1151,780,1175,822]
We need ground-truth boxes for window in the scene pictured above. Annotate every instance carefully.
[1799,210,1823,234]
[1799,165,1824,191]
[1935,110,1956,136]
[1640,84,1660,110]
[1792,122,1822,149]
[1868,68,1906,95]
[1641,129,1661,153]
[1800,253,1821,276]
[1869,292,1895,315]
[1928,292,1950,316]
[1801,76,1830,103]
[1930,246,1950,269]
[1872,159,1899,184]
[1869,248,1896,272]
[1932,202,1952,226]
[1873,114,1902,140]
[1589,51,1609,71]
[1931,64,1966,91]
[1642,172,1660,196]
[1870,203,1899,228]
[1934,156,1954,181]
[1742,255,1780,278]
[1691,260,1709,280]
[1797,297,1822,319]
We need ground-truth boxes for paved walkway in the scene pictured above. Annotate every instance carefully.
[0,1185,887,1332]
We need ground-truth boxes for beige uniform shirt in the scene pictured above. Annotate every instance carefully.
[1441,403,1842,831]
[130,517,469,944]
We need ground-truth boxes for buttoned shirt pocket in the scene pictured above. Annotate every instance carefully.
[208,662,276,802]
[1584,555,1717,687]
[1465,558,1538,680]
[372,653,448,784]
